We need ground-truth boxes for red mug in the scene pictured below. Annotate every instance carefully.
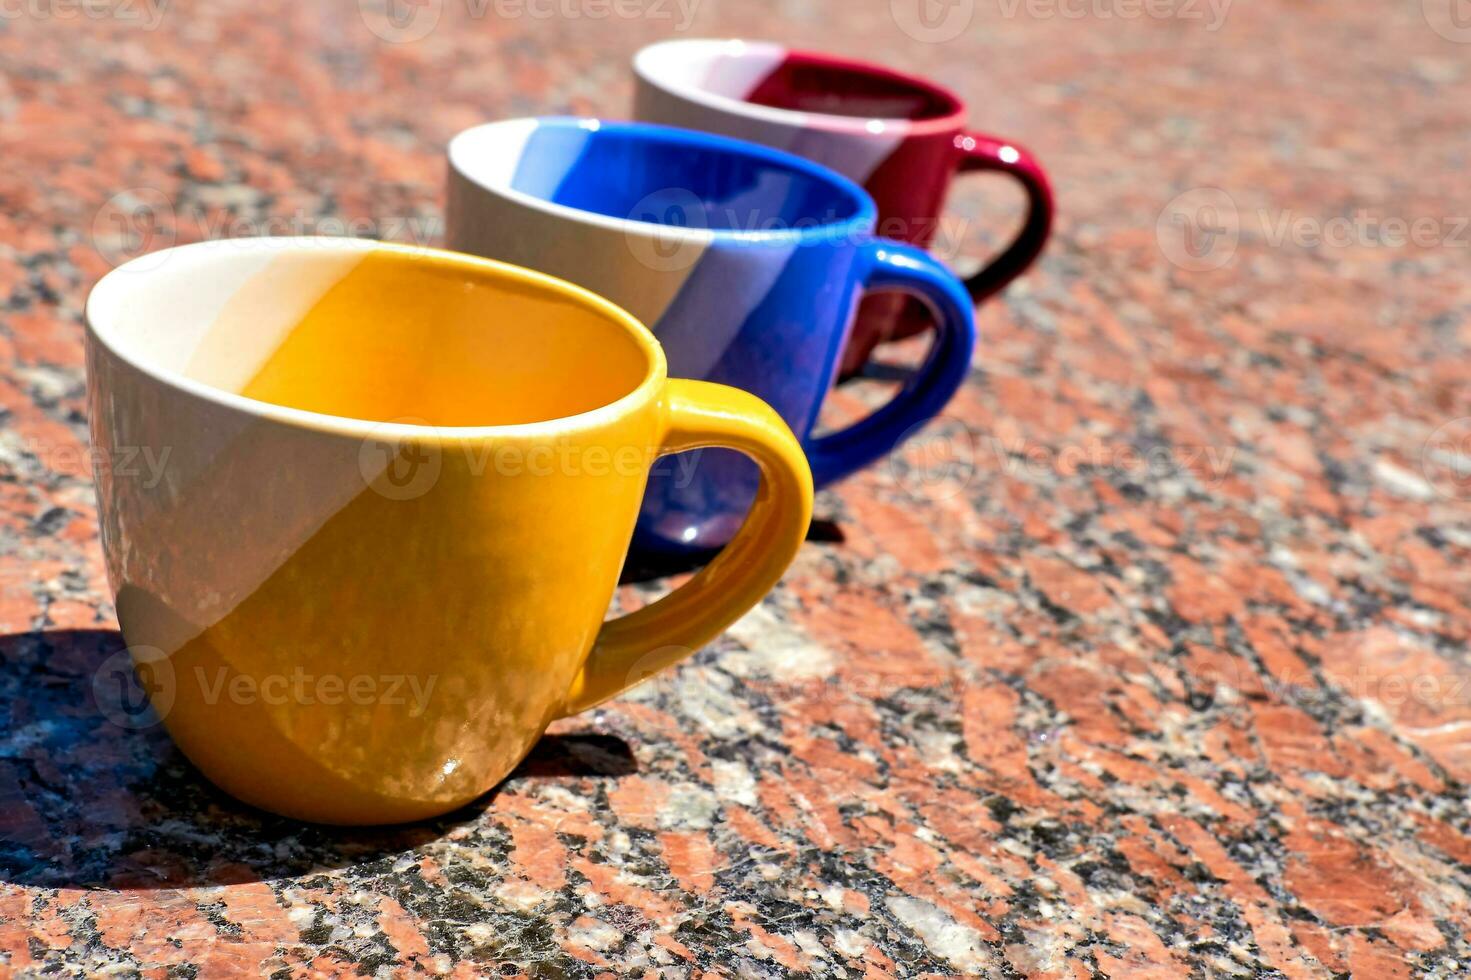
[634,39,1053,377]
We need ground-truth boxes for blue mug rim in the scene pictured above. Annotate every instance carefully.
[447,116,880,246]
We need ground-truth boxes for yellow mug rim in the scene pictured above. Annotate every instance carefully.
[85,237,669,443]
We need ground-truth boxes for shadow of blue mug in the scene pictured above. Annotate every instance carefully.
[447,118,976,555]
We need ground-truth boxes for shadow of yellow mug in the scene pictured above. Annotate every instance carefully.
[85,238,813,825]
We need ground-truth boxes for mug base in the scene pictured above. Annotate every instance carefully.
[622,534,725,582]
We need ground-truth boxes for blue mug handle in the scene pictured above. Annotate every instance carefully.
[807,242,978,487]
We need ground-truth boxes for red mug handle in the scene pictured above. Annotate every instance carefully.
[954,133,1054,303]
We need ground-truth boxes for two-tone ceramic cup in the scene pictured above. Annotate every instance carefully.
[446,117,977,556]
[85,237,813,824]
[633,39,1053,376]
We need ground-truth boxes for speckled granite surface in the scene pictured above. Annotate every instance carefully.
[1,1,1470,976]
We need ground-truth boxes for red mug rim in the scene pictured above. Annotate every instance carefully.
[634,39,969,139]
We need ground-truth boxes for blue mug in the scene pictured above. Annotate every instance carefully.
[446,118,976,554]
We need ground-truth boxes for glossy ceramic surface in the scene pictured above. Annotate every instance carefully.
[633,39,1053,375]
[85,238,812,825]
[446,118,976,555]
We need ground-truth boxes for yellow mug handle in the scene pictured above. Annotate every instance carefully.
[560,378,814,716]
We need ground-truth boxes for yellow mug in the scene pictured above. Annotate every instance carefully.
[85,238,813,825]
